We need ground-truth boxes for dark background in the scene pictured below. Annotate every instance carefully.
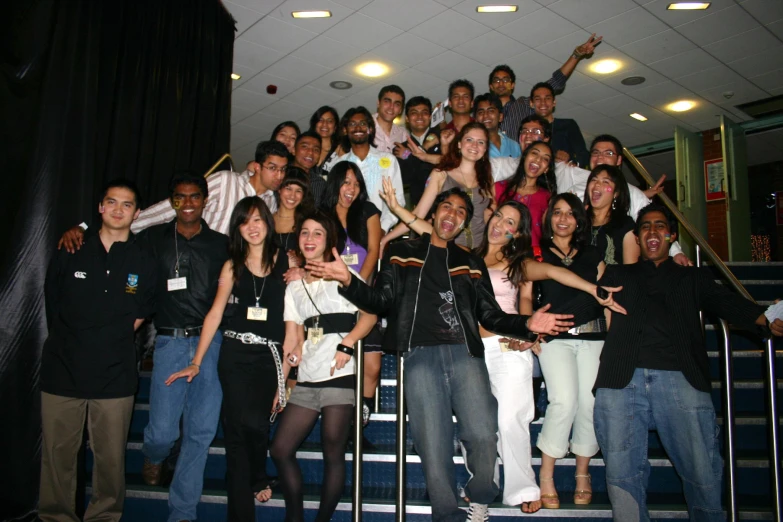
[0,1,234,519]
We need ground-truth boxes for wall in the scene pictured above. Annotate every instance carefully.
[702,129,729,260]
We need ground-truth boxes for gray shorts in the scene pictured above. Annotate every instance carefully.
[288,385,355,412]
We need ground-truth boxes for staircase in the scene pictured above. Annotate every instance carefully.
[85,262,783,521]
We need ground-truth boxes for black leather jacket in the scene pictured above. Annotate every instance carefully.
[339,234,532,357]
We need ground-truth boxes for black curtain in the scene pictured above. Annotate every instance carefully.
[0,1,234,519]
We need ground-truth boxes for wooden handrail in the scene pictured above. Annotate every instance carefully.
[204,153,234,178]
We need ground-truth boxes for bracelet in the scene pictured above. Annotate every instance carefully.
[336,344,355,356]
[190,362,201,368]
[573,48,586,59]
[406,216,418,227]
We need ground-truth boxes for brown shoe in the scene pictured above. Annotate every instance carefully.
[142,458,162,486]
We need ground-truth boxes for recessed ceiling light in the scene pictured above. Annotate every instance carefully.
[356,62,389,78]
[621,76,646,86]
[329,80,353,90]
[231,73,241,80]
[292,10,331,18]
[590,59,622,74]
[667,100,696,112]
[630,113,648,121]
[667,2,710,10]
[477,5,518,13]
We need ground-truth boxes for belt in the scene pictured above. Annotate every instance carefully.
[304,313,357,334]
[157,326,202,338]
[224,331,287,418]
[567,318,606,335]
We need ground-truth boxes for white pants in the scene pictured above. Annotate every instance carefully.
[482,335,539,505]
[536,338,603,459]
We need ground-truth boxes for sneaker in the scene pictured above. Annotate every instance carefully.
[362,401,371,427]
[466,503,489,522]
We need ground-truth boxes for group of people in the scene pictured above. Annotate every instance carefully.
[38,30,783,522]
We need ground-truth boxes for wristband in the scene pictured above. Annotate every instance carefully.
[191,361,201,368]
[336,344,355,356]
[78,222,89,231]
[406,216,418,227]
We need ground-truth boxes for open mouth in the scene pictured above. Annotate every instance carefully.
[591,190,603,203]
[528,161,541,175]
[302,243,317,253]
[646,237,662,254]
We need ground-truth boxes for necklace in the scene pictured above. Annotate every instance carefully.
[591,225,603,247]
[551,244,575,267]
[251,269,267,308]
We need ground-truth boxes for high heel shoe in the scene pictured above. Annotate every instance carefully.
[574,473,592,505]
[538,476,560,509]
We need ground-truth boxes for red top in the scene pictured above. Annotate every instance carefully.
[494,181,551,247]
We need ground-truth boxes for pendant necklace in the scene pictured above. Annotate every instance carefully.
[551,244,575,267]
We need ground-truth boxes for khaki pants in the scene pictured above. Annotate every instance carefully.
[39,392,134,522]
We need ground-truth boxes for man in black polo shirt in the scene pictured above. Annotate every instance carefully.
[591,203,782,521]
[393,96,441,207]
[137,172,229,522]
[291,131,327,206]
[40,179,155,522]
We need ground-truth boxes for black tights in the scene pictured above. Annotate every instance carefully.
[271,402,353,522]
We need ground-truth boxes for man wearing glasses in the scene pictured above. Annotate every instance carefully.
[491,34,603,142]
[332,106,405,233]
[57,141,287,249]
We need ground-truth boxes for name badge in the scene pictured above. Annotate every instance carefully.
[308,327,323,344]
[499,340,511,352]
[167,277,187,291]
[341,253,359,266]
[247,306,268,321]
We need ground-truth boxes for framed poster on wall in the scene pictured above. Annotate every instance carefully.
[704,158,725,201]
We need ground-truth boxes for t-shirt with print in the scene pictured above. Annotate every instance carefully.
[409,245,465,347]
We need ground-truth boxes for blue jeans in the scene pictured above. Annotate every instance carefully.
[404,344,499,522]
[594,368,723,522]
[142,332,223,522]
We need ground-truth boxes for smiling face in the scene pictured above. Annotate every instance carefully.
[432,193,469,242]
[279,183,304,212]
[637,210,674,264]
[377,91,404,124]
[457,128,488,162]
[99,187,140,231]
[587,170,617,210]
[294,136,321,170]
[519,120,548,150]
[449,87,473,116]
[524,142,552,180]
[406,104,431,135]
[550,198,577,240]
[589,140,622,170]
[275,126,298,154]
[171,183,206,227]
[338,169,361,209]
[530,86,556,120]
[239,208,268,246]
[316,112,337,139]
[487,205,521,246]
[345,113,371,146]
[489,70,515,98]
[299,218,328,261]
[475,100,502,133]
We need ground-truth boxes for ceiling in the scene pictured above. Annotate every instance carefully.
[223,0,783,167]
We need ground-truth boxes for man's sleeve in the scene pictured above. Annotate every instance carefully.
[137,254,157,319]
[490,157,521,183]
[338,250,395,315]
[380,159,406,232]
[44,251,63,327]
[568,121,590,167]
[697,267,766,334]
[130,199,176,234]
[628,185,652,220]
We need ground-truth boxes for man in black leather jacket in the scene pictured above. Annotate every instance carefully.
[307,188,573,522]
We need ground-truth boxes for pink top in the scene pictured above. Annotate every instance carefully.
[494,181,551,247]
[488,268,518,315]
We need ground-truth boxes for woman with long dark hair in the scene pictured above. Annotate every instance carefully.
[378,178,625,514]
[494,141,556,248]
[381,121,495,250]
[534,193,612,509]
[273,169,314,278]
[271,121,301,156]
[166,196,287,520]
[309,106,343,168]
[584,165,639,265]
[271,210,377,522]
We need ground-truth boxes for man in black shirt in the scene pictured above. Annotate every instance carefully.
[592,203,782,522]
[393,96,441,207]
[291,131,327,206]
[136,172,229,522]
[307,188,574,522]
[40,179,155,522]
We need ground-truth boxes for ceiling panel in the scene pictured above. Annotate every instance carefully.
[674,5,759,46]
[497,8,580,47]
[322,12,403,48]
[372,34,448,68]
[241,15,318,53]
[747,68,783,92]
[309,69,375,96]
[676,64,746,92]
[291,35,364,69]
[230,88,278,111]
[647,48,722,79]
[548,0,638,27]
[738,0,783,24]
[284,85,346,107]
[233,39,286,73]
[620,29,696,65]
[586,8,669,48]
[534,30,593,62]
[557,80,622,105]
[704,27,782,65]
[453,0,542,29]
[413,50,484,81]
[408,9,490,48]
[262,55,332,85]
[223,1,268,35]
[269,0,354,31]
[241,72,300,99]
[453,32,530,66]
[728,46,783,80]
[358,0,446,31]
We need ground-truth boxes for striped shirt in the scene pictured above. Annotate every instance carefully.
[498,69,567,142]
[373,113,410,154]
[130,170,277,236]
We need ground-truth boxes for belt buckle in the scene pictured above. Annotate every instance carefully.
[183,329,191,338]
[240,333,254,344]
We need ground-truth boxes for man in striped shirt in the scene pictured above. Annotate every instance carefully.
[57,141,286,251]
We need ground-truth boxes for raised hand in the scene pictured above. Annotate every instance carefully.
[575,33,603,58]
[595,285,627,315]
[644,174,666,199]
[305,248,352,286]
[379,176,402,213]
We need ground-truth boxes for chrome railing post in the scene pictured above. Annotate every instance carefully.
[696,245,705,335]
[395,352,407,522]
[718,319,737,521]
[764,337,782,521]
[352,339,364,522]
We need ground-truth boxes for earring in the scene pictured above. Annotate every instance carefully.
[511,241,516,252]
[457,148,462,156]
[611,198,616,210]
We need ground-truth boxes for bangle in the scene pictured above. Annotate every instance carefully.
[406,216,418,227]
[191,362,201,368]
[573,48,586,59]
[336,344,355,356]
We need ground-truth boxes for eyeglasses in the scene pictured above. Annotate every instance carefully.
[346,120,369,129]
[263,164,287,174]
[520,128,544,136]
[492,77,513,84]
[590,149,617,158]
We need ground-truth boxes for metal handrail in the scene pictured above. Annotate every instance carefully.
[396,352,407,522]
[204,153,234,178]
[718,319,738,522]
[764,336,782,521]
[352,339,364,522]
[622,148,753,302]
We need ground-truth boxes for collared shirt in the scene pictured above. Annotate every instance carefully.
[373,113,409,154]
[636,259,679,371]
[42,230,156,399]
[334,147,406,232]
[489,132,521,159]
[308,166,327,206]
[130,170,277,235]
[137,219,228,329]
[402,128,441,206]
[499,69,567,142]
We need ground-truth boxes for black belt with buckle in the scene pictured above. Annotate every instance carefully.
[157,326,203,338]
